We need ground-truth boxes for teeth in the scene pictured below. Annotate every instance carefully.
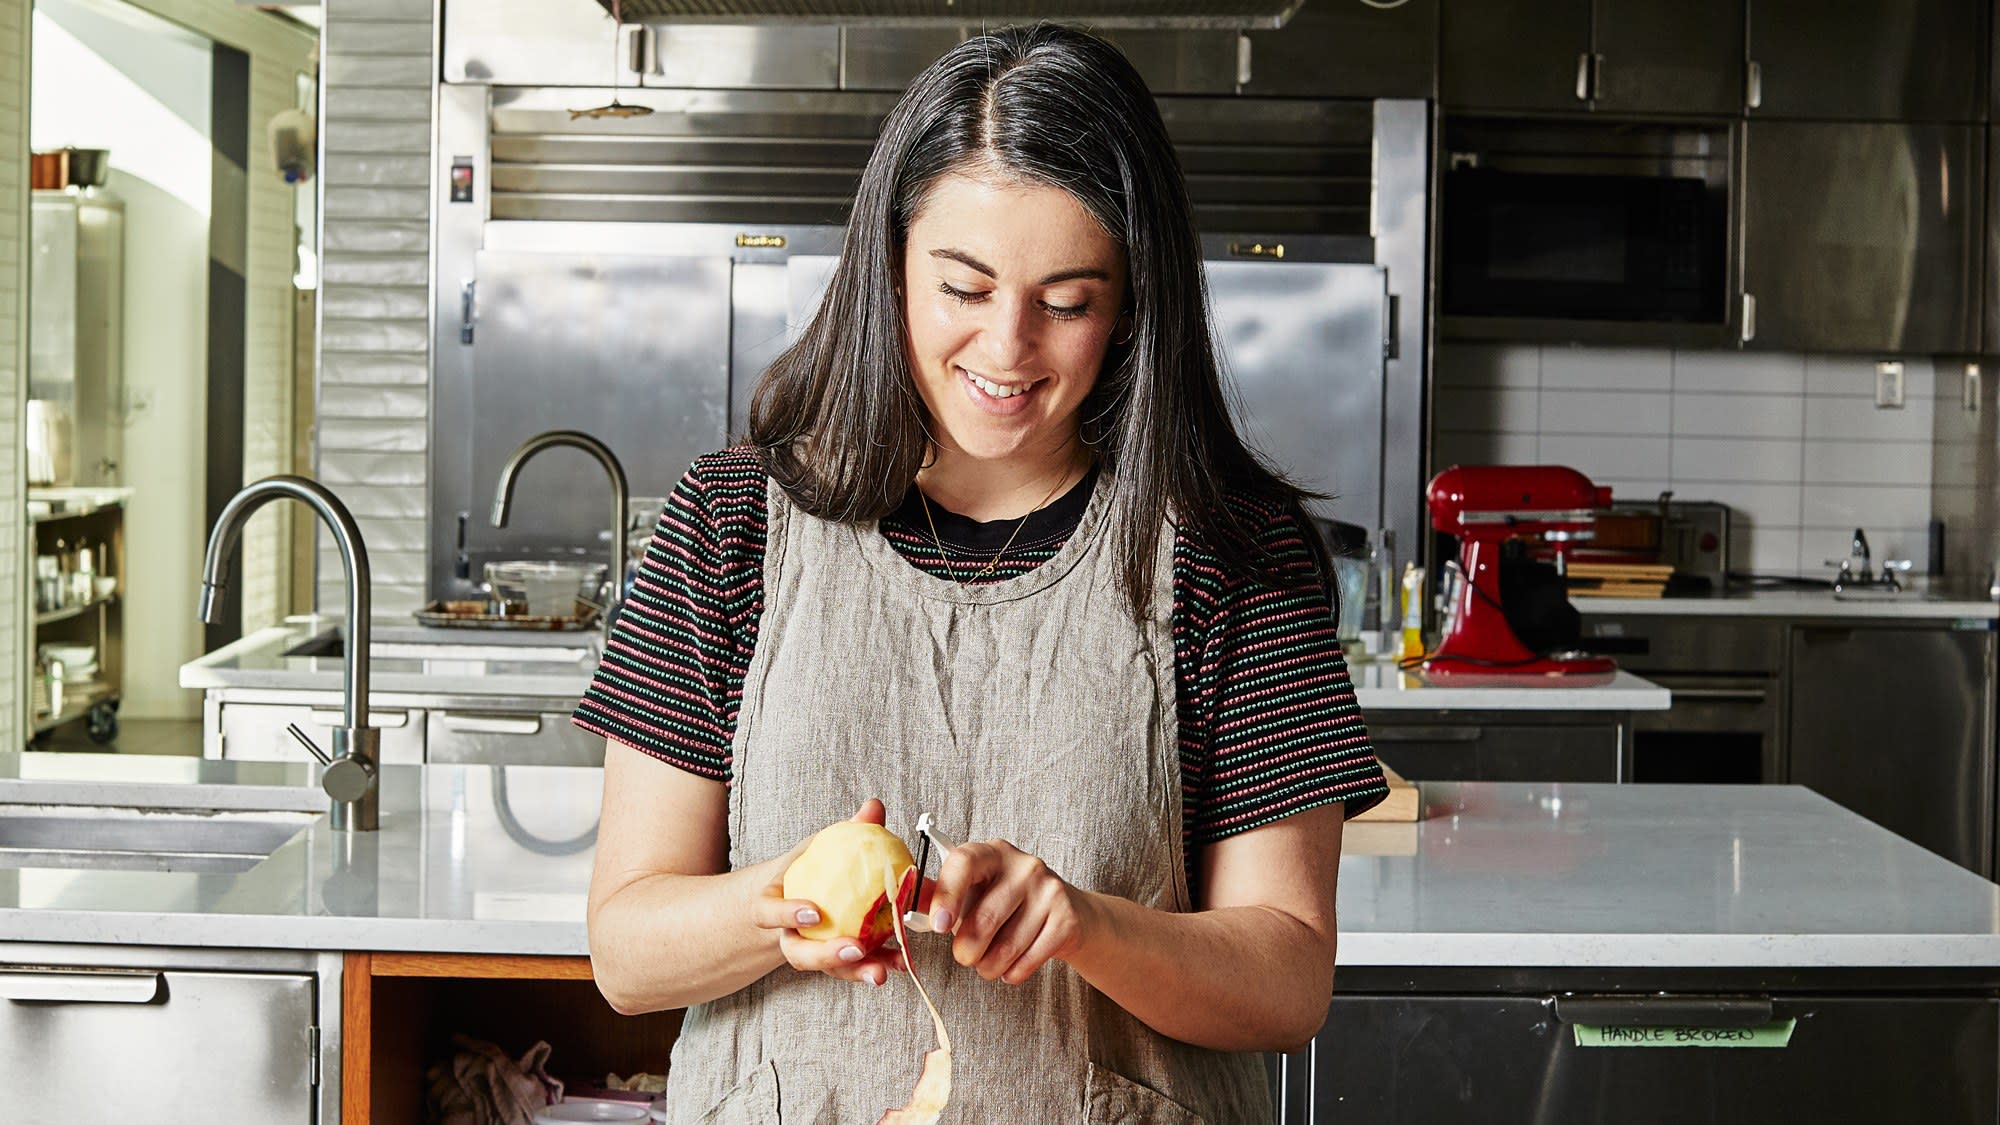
[964,369,1028,399]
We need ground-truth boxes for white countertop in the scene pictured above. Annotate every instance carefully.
[1575,582,2000,620]
[1349,664,1668,711]
[2,753,1994,969]
[186,617,1669,714]
[180,616,602,699]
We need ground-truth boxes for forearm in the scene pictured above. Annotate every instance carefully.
[589,860,784,1014]
[1065,893,1334,1053]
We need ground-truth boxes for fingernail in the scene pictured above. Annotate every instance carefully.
[931,908,954,933]
[870,969,886,987]
[794,908,820,926]
[838,945,863,963]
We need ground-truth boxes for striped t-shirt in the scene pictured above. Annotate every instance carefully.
[573,447,1387,879]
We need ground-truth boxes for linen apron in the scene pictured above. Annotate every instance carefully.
[661,472,1272,1124]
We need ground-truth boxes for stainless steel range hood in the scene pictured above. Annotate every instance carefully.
[593,0,1303,29]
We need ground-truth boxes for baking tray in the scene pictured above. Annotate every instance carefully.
[413,599,602,631]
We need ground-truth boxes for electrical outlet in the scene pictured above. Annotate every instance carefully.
[1875,361,1905,408]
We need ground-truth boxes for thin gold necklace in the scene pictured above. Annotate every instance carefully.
[917,464,1076,587]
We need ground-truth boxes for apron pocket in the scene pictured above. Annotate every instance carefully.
[691,1060,837,1125]
[1085,1062,1208,1125]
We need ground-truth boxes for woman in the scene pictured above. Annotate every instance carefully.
[577,24,1387,1124]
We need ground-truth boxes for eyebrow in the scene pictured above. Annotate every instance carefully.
[929,248,1111,286]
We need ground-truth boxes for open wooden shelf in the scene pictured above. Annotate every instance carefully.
[342,952,681,1125]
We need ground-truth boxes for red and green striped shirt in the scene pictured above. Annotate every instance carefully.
[573,447,1386,878]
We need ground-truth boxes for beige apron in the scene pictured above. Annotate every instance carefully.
[661,472,1272,1124]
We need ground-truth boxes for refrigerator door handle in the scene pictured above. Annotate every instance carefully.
[1554,994,1775,1027]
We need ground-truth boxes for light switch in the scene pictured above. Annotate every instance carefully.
[1875,361,1905,409]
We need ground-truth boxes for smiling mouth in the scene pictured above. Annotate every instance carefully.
[960,367,1038,399]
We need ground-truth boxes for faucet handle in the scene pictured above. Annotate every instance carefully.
[286,723,334,767]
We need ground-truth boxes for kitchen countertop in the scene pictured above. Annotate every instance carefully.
[185,617,1670,713]
[1574,580,1999,620]
[2,753,1994,968]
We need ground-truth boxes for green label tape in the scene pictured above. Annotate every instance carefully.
[1572,1020,1796,1048]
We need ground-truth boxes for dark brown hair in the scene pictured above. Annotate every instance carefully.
[749,23,1329,617]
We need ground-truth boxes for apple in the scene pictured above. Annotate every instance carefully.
[781,821,916,954]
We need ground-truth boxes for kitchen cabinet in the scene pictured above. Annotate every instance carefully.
[1787,623,1996,878]
[1746,0,1987,121]
[1368,713,1629,782]
[205,692,606,767]
[1582,616,1785,786]
[1286,969,2000,1124]
[1741,121,1983,354]
[342,952,681,1125]
[0,945,327,1123]
[212,697,428,766]
[1240,0,1436,99]
[1441,0,1741,114]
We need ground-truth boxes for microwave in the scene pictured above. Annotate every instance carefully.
[1439,117,1741,346]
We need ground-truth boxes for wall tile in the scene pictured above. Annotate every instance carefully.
[1435,385,1538,432]
[1670,393,1804,439]
[1540,434,1670,479]
[1540,389,1671,435]
[1541,345,1672,391]
[1433,341,1538,389]
[1801,484,1934,530]
[1435,430,1537,466]
[1670,438,1802,483]
[1804,394,1935,442]
[1799,526,1929,573]
[1801,440,1933,486]
[1681,482,1802,527]
[1728,526,1804,576]
[1672,349,1805,395]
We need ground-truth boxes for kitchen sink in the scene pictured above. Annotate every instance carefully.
[282,632,595,665]
[0,805,316,874]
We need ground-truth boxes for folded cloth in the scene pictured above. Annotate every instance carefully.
[425,1033,566,1125]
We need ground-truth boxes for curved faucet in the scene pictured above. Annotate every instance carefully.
[200,475,380,831]
[490,430,630,627]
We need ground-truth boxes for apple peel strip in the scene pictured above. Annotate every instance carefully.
[876,862,951,1125]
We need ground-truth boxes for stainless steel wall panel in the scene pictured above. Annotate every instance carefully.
[648,26,842,89]
[462,249,731,565]
[840,27,964,90]
[1373,99,1429,586]
[1241,0,1435,98]
[444,0,623,85]
[1097,29,1238,94]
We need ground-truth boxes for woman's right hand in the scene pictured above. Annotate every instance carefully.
[750,798,905,987]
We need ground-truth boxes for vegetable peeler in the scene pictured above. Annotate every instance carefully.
[900,813,958,934]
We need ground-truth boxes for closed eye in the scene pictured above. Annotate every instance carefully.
[937,281,1091,321]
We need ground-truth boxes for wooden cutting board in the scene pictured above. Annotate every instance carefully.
[1350,763,1419,823]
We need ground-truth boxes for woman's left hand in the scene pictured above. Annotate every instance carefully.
[925,839,1094,985]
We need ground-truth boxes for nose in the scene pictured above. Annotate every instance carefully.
[979,294,1040,373]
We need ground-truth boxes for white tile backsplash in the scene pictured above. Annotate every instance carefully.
[1429,343,1940,577]
[1672,350,1805,395]
[1671,393,1805,439]
[1540,390,1672,435]
[1540,345,1673,390]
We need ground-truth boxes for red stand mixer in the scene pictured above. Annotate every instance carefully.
[1425,465,1618,682]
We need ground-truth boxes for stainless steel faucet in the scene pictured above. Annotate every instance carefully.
[490,430,630,628]
[200,476,380,831]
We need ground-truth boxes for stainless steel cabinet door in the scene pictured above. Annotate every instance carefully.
[443,0,632,86]
[1787,624,1996,878]
[1368,720,1624,782]
[218,702,426,765]
[427,708,606,766]
[1591,0,1743,115]
[0,966,315,1122]
[1441,0,1592,111]
[1241,0,1437,99]
[1742,122,1982,354]
[1747,0,1987,120]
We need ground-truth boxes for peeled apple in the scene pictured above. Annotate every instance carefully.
[781,821,916,952]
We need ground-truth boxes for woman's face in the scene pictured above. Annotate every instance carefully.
[900,172,1128,467]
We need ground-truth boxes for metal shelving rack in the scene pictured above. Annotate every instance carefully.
[26,487,129,745]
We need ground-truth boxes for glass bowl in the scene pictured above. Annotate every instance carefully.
[485,560,606,617]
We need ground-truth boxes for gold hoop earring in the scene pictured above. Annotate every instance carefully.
[1112,317,1135,346]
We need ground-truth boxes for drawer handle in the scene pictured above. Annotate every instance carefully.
[1669,689,1767,703]
[438,713,544,735]
[0,969,163,1004]
[1555,994,1773,1028]
[308,709,409,729]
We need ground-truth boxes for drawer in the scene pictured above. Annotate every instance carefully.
[1369,719,1622,782]
[427,709,604,766]
[217,702,425,765]
[1582,615,1785,675]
